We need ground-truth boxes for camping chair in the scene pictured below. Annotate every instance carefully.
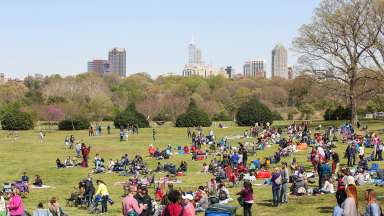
[369,163,380,173]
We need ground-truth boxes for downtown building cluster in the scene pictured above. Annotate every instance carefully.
[182,39,294,80]
[87,47,126,77]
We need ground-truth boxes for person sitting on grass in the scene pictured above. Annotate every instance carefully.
[64,156,74,167]
[33,175,43,187]
[33,202,50,216]
[21,172,29,183]
[177,161,188,173]
[217,183,232,204]
[56,158,65,169]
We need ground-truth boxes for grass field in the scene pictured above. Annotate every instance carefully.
[1,120,384,216]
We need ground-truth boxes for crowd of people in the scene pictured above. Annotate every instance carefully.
[3,122,384,216]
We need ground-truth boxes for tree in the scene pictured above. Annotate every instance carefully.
[236,97,275,126]
[114,103,149,128]
[293,0,384,125]
[41,105,65,129]
[1,109,34,130]
[175,100,212,127]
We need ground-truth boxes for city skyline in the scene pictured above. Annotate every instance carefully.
[0,0,319,79]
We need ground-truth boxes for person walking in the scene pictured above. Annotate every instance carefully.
[95,180,110,214]
[271,167,282,207]
[280,162,289,204]
[236,181,253,216]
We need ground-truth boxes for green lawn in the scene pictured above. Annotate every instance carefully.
[1,120,384,216]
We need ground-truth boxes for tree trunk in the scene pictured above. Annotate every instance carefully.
[350,95,357,125]
[350,72,358,126]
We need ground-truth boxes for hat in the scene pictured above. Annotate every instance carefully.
[182,194,194,201]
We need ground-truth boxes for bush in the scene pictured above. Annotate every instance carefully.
[114,103,149,128]
[271,111,283,121]
[58,118,90,130]
[1,110,34,130]
[236,97,275,126]
[212,110,232,121]
[324,106,351,121]
[153,112,172,122]
[175,100,212,127]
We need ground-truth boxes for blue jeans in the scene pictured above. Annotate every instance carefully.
[280,183,288,203]
[272,187,281,206]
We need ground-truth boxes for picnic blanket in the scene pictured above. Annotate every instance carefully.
[31,185,53,189]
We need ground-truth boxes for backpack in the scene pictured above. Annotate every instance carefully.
[274,175,282,185]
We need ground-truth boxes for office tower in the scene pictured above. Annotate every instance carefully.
[108,47,126,77]
[243,59,266,78]
[271,44,288,79]
[87,60,109,75]
[188,39,203,65]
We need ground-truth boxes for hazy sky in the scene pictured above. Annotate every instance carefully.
[0,0,320,79]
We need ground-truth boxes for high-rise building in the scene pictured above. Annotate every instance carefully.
[0,73,6,84]
[87,60,109,75]
[188,39,203,65]
[243,59,266,78]
[108,47,126,77]
[183,39,225,78]
[271,44,288,79]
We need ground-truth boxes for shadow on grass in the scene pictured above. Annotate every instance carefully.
[316,206,334,214]
[256,200,275,207]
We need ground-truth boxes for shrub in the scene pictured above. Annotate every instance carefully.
[236,97,275,126]
[212,110,232,121]
[271,111,283,121]
[153,112,172,122]
[175,100,212,127]
[324,106,351,120]
[1,110,34,130]
[114,103,149,128]
[58,118,90,130]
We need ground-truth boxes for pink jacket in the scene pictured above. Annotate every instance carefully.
[122,195,144,215]
[7,195,24,216]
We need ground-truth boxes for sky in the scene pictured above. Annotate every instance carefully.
[0,0,320,79]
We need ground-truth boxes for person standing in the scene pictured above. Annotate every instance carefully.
[134,187,152,216]
[236,181,253,216]
[181,194,195,216]
[280,162,289,204]
[95,180,110,214]
[120,129,124,142]
[107,125,111,135]
[7,188,24,216]
[39,130,45,144]
[153,128,156,144]
[122,185,146,216]
[341,184,358,216]
[364,189,381,216]
[271,168,282,207]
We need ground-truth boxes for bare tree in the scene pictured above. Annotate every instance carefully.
[293,0,384,124]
